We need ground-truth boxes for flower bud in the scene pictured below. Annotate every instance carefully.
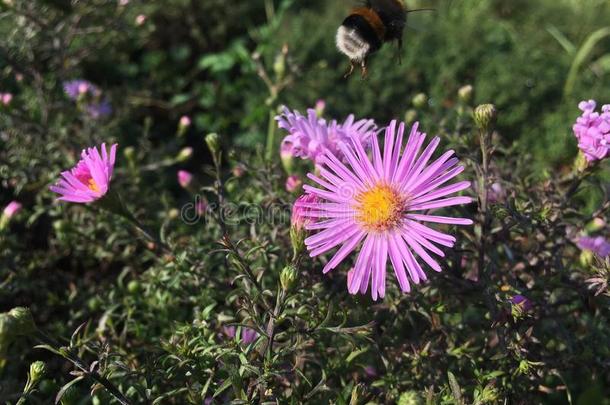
[280,264,298,291]
[29,361,46,384]
[404,109,417,124]
[280,143,294,174]
[176,147,193,162]
[8,307,36,336]
[273,52,286,80]
[398,391,424,405]
[205,133,220,155]
[315,99,326,117]
[285,175,302,193]
[123,146,136,162]
[412,93,427,109]
[232,165,246,178]
[0,93,12,106]
[458,85,473,104]
[0,201,22,230]
[574,150,589,173]
[473,104,497,131]
[135,14,146,26]
[290,194,318,256]
[177,170,193,189]
[177,115,191,137]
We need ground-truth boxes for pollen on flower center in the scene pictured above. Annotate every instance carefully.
[355,184,404,230]
[87,178,100,193]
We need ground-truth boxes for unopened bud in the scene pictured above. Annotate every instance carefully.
[273,53,286,79]
[412,93,427,109]
[398,391,424,405]
[404,109,418,124]
[510,295,533,319]
[176,147,193,162]
[8,307,36,336]
[315,99,326,117]
[280,143,294,174]
[458,85,473,104]
[177,115,191,136]
[473,104,497,131]
[280,264,298,291]
[290,194,318,256]
[574,150,589,173]
[205,133,220,155]
[123,146,136,162]
[29,361,46,383]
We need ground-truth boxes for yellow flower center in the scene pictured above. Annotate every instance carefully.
[87,178,100,193]
[355,184,405,231]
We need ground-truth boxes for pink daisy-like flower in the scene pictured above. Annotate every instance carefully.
[573,100,610,162]
[277,107,376,166]
[50,143,117,203]
[301,120,472,300]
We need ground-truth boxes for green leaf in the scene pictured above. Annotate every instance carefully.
[447,371,463,405]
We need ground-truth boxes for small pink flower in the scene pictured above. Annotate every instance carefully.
[3,201,22,218]
[177,170,193,189]
[572,100,610,162]
[232,165,245,178]
[0,93,13,105]
[50,143,117,203]
[135,14,146,25]
[179,115,191,128]
[285,175,302,193]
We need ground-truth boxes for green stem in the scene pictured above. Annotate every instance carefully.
[265,109,277,162]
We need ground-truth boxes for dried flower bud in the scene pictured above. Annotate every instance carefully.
[473,104,497,131]
[574,150,589,173]
[205,133,220,155]
[123,146,136,162]
[458,85,473,104]
[412,93,427,109]
[280,264,298,291]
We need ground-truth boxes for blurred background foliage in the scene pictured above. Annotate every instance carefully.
[1,0,610,403]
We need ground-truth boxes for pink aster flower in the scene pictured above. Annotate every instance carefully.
[50,143,117,203]
[277,106,376,166]
[573,100,610,162]
[177,170,193,189]
[577,236,610,258]
[301,121,473,300]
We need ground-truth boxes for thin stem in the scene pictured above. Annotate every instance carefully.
[36,331,134,405]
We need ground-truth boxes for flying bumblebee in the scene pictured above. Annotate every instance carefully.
[336,0,422,78]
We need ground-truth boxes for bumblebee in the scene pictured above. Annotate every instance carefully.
[336,0,408,78]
